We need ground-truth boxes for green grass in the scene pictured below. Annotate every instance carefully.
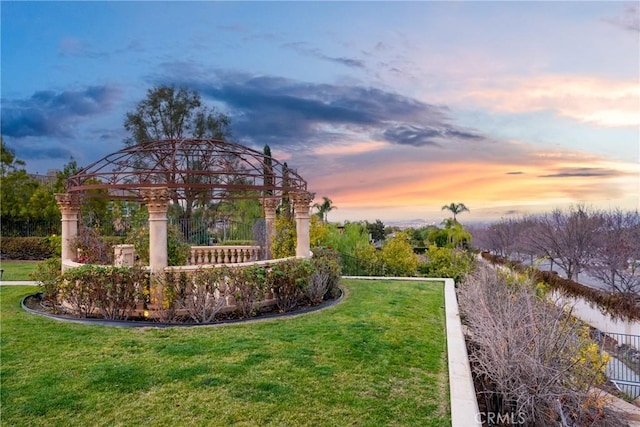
[0,280,449,426]
[0,260,41,281]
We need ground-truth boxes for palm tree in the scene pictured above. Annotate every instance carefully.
[313,196,337,223]
[441,202,469,223]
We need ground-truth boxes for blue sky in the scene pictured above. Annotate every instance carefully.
[2,1,639,223]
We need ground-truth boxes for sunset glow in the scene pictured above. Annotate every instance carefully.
[2,2,638,223]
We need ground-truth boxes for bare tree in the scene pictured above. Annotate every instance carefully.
[588,209,640,295]
[485,218,522,258]
[526,206,602,280]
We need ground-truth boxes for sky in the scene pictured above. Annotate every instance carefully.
[2,1,639,224]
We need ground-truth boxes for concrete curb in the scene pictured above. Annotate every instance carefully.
[343,276,481,427]
[443,278,481,427]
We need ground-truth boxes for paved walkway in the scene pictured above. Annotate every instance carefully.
[0,281,39,286]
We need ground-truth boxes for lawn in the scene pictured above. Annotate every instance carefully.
[0,279,449,427]
[0,260,41,281]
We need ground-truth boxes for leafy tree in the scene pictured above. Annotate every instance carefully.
[366,219,386,242]
[279,162,293,221]
[51,159,111,233]
[123,85,237,237]
[124,85,231,144]
[408,225,436,247]
[1,136,25,174]
[25,185,60,223]
[321,222,370,256]
[263,145,274,195]
[441,202,470,222]
[0,139,39,221]
[313,196,337,222]
[428,222,471,249]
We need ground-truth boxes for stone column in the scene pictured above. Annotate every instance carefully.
[140,187,170,274]
[141,187,170,309]
[292,192,314,258]
[260,197,280,260]
[55,193,82,270]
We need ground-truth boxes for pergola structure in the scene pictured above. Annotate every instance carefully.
[55,139,314,274]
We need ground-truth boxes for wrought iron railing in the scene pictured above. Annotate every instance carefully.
[593,330,640,399]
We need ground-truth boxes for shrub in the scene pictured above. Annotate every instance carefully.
[225,265,267,318]
[321,221,371,256]
[272,215,296,258]
[308,247,342,303]
[267,258,313,312]
[72,226,112,264]
[418,245,475,282]
[125,223,190,266]
[458,264,621,426]
[167,224,190,266]
[58,266,99,317]
[59,264,148,319]
[44,235,62,257]
[309,215,330,247]
[162,268,228,323]
[158,271,189,323]
[379,231,418,276]
[0,237,54,259]
[29,257,62,310]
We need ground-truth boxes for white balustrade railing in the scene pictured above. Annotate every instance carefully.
[188,246,261,265]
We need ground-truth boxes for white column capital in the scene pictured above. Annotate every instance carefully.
[140,187,170,214]
[292,191,314,216]
[260,197,280,217]
[55,192,82,215]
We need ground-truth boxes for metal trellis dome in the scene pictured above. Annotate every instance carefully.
[65,139,308,201]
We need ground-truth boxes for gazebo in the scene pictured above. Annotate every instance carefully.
[55,138,314,275]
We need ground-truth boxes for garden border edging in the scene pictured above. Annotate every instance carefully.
[20,289,344,328]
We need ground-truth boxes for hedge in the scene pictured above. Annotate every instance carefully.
[1,237,55,260]
[1,236,125,260]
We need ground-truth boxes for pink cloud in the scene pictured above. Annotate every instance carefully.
[456,75,639,127]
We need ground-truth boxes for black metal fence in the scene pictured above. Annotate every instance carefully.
[169,218,257,245]
[1,220,61,237]
[0,217,257,245]
[594,330,640,399]
[339,252,406,277]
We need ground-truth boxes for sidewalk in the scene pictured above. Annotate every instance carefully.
[0,281,39,286]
